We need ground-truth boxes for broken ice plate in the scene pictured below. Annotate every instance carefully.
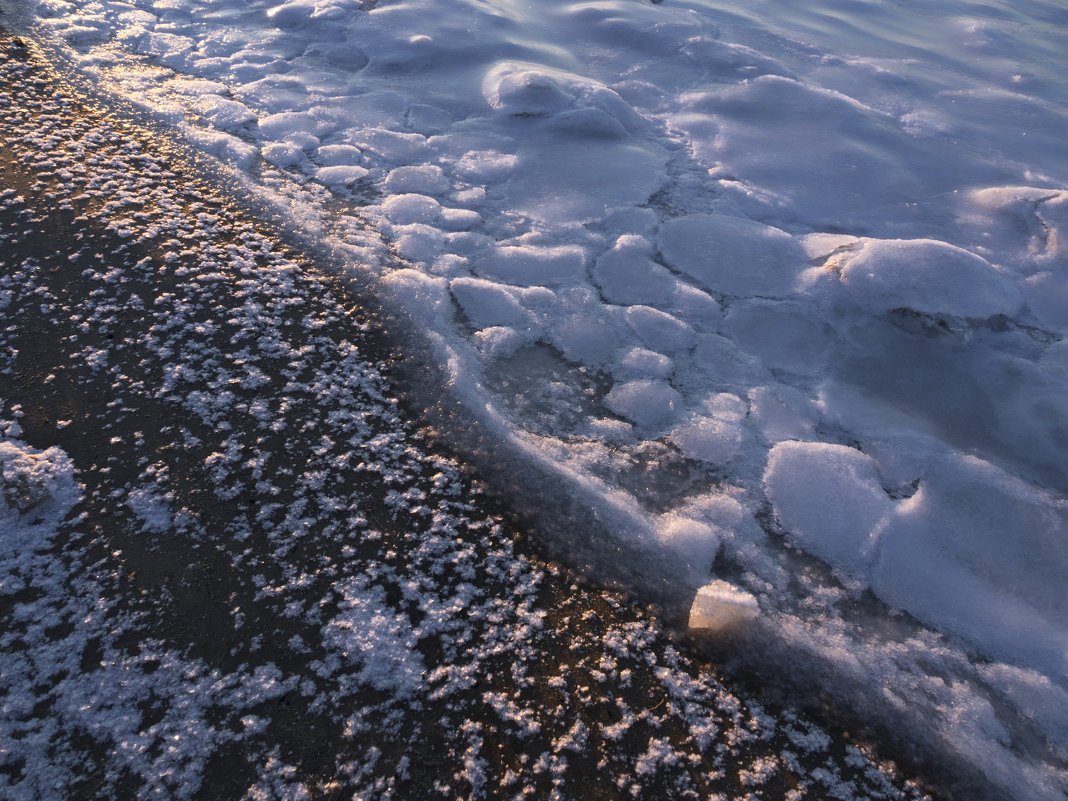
[687,580,759,632]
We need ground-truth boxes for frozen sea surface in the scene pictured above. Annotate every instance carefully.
[9,0,1068,798]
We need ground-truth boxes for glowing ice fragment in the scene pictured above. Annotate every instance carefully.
[687,580,759,632]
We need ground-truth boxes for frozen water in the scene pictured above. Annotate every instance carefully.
[18,0,1068,796]
[765,441,893,578]
[801,237,1024,318]
[659,214,804,298]
[687,580,759,632]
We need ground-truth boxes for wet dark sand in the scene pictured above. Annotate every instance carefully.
[0,28,942,801]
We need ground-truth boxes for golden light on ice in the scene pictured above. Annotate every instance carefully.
[687,580,759,633]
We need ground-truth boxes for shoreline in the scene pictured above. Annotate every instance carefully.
[1,26,947,801]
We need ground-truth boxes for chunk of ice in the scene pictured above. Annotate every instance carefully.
[687,580,759,632]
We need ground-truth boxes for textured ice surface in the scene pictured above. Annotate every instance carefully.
[20,0,1068,797]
